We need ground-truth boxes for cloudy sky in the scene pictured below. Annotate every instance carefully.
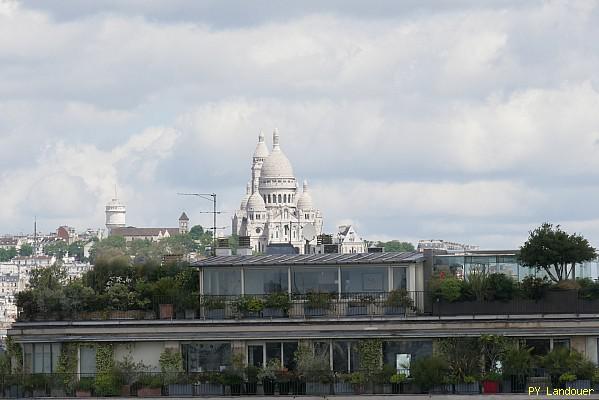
[1,0,599,249]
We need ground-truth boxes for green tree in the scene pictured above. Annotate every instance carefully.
[0,247,17,261]
[19,243,33,256]
[189,225,205,240]
[519,223,597,282]
[67,241,85,260]
[376,240,415,252]
[90,236,127,262]
[43,240,68,258]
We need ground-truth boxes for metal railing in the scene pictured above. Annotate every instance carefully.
[0,372,563,398]
[17,289,599,322]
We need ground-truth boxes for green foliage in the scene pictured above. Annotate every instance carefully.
[19,243,33,256]
[349,371,367,385]
[486,273,517,301]
[465,271,489,301]
[520,276,551,300]
[376,240,415,252]
[96,343,114,373]
[257,358,281,381]
[501,344,533,376]
[480,335,513,374]
[541,348,595,381]
[357,339,382,379]
[306,291,333,309]
[294,343,329,381]
[234,296,265,313]
[4,336,23,373]
[76,377,94,391]
[159,348,184,373]
[0,246,17,261]
[137,373,163,388]
[67,241,85,260]
[29,263,67,290]
[432,276,463,302]
[385,289,414,308]
[437,338,482,381]
[463,375,477,384]
[264,292,291,311]
[94,368,121,396]
[519,223,597,282]
[410,356,449,391]
[43,240,68,258]
[56,343,79,393]
[390,373,407,384]
[201,295,225,310]
[559,372,577,383]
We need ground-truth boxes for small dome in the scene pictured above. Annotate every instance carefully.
[297,180,314,210]
[240,182,251,210]
[261,129,295,178]
[253,131,269,160]
[247,192,266,211]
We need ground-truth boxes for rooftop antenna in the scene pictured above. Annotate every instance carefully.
[33,216,37,255]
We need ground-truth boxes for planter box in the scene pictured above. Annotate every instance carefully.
[138,387,162,397]
[193,383,223,396]
[483,380,499,393]
[228,383,242,396]
[262,308,286,318]
[168,383,193,396]
[245,382,258,395]
[304,306,327,317]
[454,382,480,394]
[306,382,329,395]
[159,303,174,319]
[121,384,131,396]
[334,382,353,394]
[291,381,306,395]
[184,309,196,319]
[241,311,261,319]
[4,385,23,398]
[144,310,156,319]
[277,381,291,395]
[346,305,368,316]
[50,388,66,397]
[384,306,406,315]
[567,380,591,390]
[33,389,48,397]
[75,389,92,397]
[205,308,225,319]
[430,384,452,394]
[262,380,276,395]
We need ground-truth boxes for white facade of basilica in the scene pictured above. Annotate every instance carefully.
[232,130,323,253]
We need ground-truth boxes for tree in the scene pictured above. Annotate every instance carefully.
[90,236,127,262]
[67,241,85,260]
[19,243,33,256]
[376,240,415,252]
[0,247,17,261]
[43,241,68,258]
[519,223,597,282]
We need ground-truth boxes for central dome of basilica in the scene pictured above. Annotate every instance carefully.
[260,129,295,179]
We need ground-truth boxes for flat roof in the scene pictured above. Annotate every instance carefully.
[193,252,424,267]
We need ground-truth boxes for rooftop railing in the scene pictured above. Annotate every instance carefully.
[16,289,599,322]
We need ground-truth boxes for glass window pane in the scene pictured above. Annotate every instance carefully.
[292,267,338,294]
[525,339,550,356]
[382,340,433,369]
[43,343,51,373]
[392,268,407,290]
[553,339,570,350]
[80,346,97,376]
[183,342,231,372]
[245,268,288,294]
[341,267,388,293]
[283,342,298,370]
[266,342,282,364]
[51,343,61,372]
[203,268,241,295]
[332,341,349,372]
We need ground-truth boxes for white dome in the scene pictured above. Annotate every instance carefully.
[297,180,314,210]
[240,182,251,210]
[247,192,266,211]
[253,131,269,159]
[260,130,295,178]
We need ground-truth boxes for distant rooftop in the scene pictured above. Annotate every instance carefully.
[193,252,424,266]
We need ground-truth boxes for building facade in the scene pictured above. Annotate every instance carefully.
[232,130,323,254]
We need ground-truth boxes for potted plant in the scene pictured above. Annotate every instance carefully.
[390,372,407,394]
[258,358,279,395]
[411,355,450,394]
[276,369,291,395]
[482,371,502,393]
[27,373,49,397]
[178,294,199,319]
[222,369,244,395]
[384,289,414,315]
[75,377,94,397]
[193,372,224,396]
[454,375,479,394]
[202,295,226,319]
[234,296,265,318]
[347,295,374,316]
[137,374,163,397]
[333,373,353,394]
[349,371,367,394]
[263,292,291,318]
[94,369,121,397]
[160,348,191,396]
[559,372,577,389]
[245,365,260,394]
[304,291,332,316]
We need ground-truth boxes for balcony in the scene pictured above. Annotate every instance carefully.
[16,289,599,322]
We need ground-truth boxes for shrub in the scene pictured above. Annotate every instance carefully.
[389,373,407,384]
[201,296,226,310]
[258,358,281,381]
[501,344,533,377]
[385,289,414,308]
[305,292,333,310]
[520,276,551,300]
[465,271,489,301]
[486,273,516,301]
[94,369,121,396]
[264,292,291,311]
[556,279,581,290]
[76,377,94,391]
[433,276,462,303]
[349,372,367,385]
[540,348,594,383]
[234,296,265,313]
[559,372,577,383]
[410,356,449,391]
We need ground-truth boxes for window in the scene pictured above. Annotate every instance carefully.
[244,267,289,294]
[292,266,338,293]
[341,266,388,293]
[525,339,551,356]
[80,346,96,376]
[278,194,282,203]
[183,342,231,372]
[23,343,61,373]
[393,268,407,290]
[553,338,570,350]
[203,268,241,295]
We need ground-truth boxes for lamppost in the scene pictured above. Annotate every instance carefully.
[177,192,219,255]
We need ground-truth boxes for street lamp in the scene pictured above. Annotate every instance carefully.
[177,192,219,255]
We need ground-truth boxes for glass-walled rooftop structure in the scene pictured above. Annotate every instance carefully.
[432,251,599,281]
